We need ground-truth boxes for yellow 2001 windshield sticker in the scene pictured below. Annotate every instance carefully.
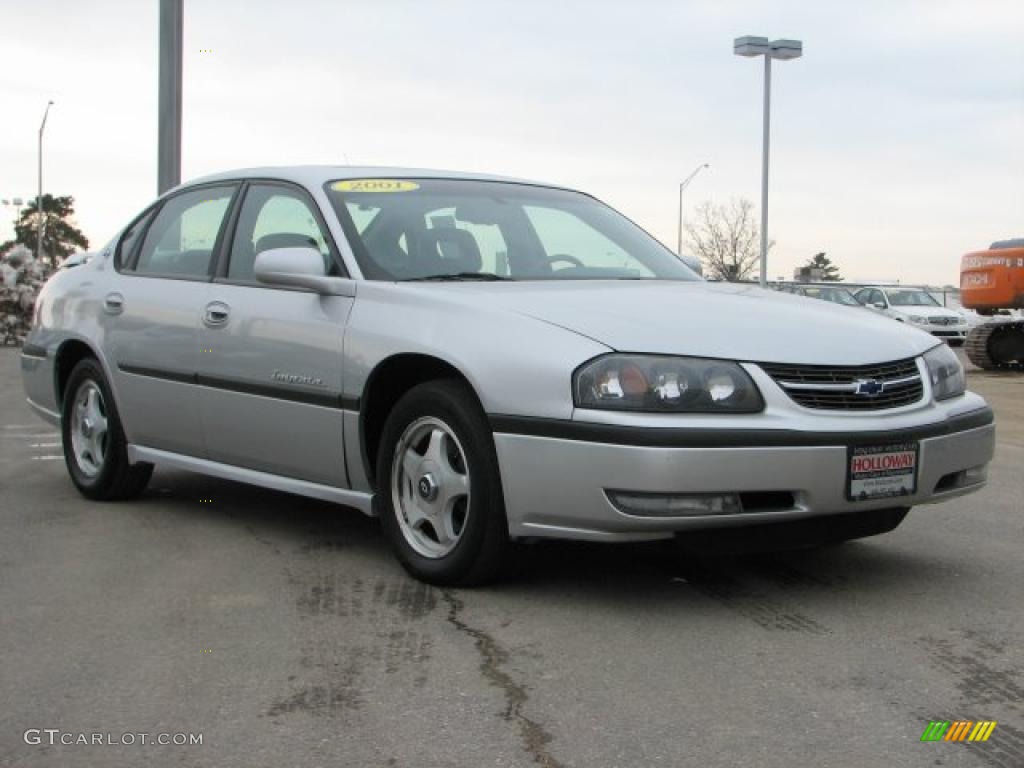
[332,179,420,193]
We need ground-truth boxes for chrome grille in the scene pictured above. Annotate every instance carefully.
[929,316,959,326]
[759,358,923,411]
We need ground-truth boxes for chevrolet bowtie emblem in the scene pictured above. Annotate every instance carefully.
[854,378,885,396]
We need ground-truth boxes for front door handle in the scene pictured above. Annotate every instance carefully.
[204,301,230,327]
[103,292,125,315]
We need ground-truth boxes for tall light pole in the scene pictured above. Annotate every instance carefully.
[158,0,184,194]
[677,163,709,256]
[733,36,802,287]
[37,100,54,263]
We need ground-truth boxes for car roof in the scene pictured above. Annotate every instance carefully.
[184,165,560,190]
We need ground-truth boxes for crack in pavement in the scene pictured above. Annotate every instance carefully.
[442,589,564,768]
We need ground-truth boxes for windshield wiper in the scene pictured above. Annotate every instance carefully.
[401,272,512,282]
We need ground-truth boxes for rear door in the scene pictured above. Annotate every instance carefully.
[196,181,354,487]
[104,183,238,456]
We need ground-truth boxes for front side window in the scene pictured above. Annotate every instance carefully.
[860,289,885,306]
[804,286,859,306]
[134,186,236,278]
[325,178,698,282]
[886,289,940,307]
[227,185,333,282]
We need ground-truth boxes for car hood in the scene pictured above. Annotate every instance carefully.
[429,281,938,365]
[890,305,962,319]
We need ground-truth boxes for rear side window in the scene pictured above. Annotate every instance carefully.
[133,186,236,278]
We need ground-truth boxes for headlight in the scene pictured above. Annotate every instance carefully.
[574,354,764,413]
[908,315,928,324]
[923,344,965,401]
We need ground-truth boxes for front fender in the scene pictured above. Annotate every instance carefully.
[344,282,611,420]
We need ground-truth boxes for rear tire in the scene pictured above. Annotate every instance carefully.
[376,379,510,585]
[61,358,153,500]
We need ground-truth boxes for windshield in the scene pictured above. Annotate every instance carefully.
[886,289,941,307]
[800,286,860,306]
[325,178,700,281]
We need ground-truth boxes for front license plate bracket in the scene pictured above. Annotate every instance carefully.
[846,441,919,501]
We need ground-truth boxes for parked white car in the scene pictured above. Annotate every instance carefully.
[854,286,969,345]
[776,283,865,308]
[926,293,1021,329]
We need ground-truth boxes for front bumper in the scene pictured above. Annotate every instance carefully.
[492,405,994,542]
[927,327,967,341]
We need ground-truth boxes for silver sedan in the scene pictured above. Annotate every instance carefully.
[21,167,994,583]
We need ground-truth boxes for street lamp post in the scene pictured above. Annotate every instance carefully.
[733,36,802,287]
[37,100,54,264]
[677,163,709,256]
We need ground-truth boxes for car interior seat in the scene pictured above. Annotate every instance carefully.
[418,228,482,275]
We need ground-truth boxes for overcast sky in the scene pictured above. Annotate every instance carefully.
[1,0,1021,283]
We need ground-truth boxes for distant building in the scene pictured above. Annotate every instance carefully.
[793,266,824,280]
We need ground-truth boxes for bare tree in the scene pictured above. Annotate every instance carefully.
[684,198,770,281]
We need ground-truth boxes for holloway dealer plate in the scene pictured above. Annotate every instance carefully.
[847,442,919,501]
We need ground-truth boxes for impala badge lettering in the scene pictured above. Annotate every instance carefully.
[272,370,324,387]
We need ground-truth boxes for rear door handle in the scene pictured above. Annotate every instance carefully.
[204,301,230,327]
[103,292,125,315]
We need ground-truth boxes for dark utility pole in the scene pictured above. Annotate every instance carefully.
[158,0,183,194]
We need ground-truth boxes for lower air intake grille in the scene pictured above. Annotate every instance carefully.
[759,358,923,411]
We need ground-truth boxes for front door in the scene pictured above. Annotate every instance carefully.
[196,182,354,488]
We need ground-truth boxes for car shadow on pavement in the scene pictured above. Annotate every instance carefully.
[499,537,977,634]
[145,468,389,558]
[142,467,976,619]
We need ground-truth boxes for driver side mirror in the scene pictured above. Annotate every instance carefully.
[254,247,355,297]
[872,302,886,310]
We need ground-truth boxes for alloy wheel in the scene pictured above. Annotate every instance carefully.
[70,380,108,478]
[390,416,471,559]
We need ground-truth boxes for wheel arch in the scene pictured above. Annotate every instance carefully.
[54,338,109,408]
[358,353,485,490]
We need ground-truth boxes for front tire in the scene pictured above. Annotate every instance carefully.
[61,358,153,500]
[376,380,509,585]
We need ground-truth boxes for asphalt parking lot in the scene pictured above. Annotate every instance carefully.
[1,347,1022,768]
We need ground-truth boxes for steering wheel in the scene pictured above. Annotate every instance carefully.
[548,254,584,270]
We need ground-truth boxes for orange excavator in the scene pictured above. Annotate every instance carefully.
[960,238,1024,370]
